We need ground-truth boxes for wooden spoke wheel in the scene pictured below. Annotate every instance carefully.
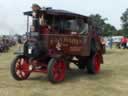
[11,55,31,80]
[48,58,66,83]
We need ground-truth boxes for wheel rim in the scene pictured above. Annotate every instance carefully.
[52,60,66,82]
[15,57,30,79]
[93,53,100,73]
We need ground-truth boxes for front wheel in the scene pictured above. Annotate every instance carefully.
[48,58,66,83]
[86,53,101,74]
[11,55,31,80]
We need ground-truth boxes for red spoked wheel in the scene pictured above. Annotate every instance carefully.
[48,58,66,83]
[11,55,31,80]
[87,53,101,74]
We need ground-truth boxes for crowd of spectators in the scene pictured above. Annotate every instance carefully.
[0,36,16,53]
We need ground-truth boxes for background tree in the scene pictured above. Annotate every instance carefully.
[89,14,106,32]
[121,8,128,36]
[89,14,117,36]
[103,24,117,36]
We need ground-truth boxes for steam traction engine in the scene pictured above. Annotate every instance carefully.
[10,7,104,83]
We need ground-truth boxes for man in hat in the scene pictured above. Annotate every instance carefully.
[32,4,50,33]
[31,4,42,32]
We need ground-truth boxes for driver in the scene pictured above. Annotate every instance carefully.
[31,4,50,34]
[31,4,41,32]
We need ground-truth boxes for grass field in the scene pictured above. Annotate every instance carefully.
[0,47,128,96]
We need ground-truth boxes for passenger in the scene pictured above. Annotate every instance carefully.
[40,14,50,34]
[77,19,88,35]
[80,23,88,34]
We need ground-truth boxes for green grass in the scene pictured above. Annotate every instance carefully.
[0,47,128,96]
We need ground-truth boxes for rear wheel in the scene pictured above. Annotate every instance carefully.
[86,39,101,74]
[11,55,31,80]
[87,53,101,74]
[48,58,66,83]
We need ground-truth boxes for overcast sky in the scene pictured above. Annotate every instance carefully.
[0,0,128,35]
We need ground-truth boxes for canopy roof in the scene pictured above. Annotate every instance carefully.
[24,8,88,20]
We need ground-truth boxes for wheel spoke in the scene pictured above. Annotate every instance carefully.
[16,70,20,76]
[21,71,25,77]
[20,58,24,65]
[19,71,24,78]
[16,64,20,70]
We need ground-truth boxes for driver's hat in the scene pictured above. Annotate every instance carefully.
[32,4,41,9]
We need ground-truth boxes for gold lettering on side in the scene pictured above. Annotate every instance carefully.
[49,36,83,46]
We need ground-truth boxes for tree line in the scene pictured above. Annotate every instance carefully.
[89,8,128,37]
